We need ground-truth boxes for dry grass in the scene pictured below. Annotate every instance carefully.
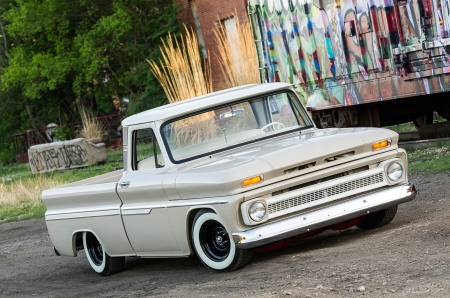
[214,14,260,88]
[78,105,106,140]
[148,25,212,103]
[148,26,217,147]
[0,176,62,207]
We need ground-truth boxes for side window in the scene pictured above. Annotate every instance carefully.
[133,128,166,171]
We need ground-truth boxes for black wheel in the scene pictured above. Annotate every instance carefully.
[191,210,253,272]
[357,206,398,230]
[413,111,433,130]
[83,232,125,276]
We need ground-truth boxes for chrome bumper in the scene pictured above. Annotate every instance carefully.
[232,182,417,249]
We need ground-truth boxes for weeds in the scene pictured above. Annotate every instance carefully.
[214,14,260,88]
[384,122,416,133]
[0,175,62,223]
[148,25,212,103]
[0,175,61,206]
[406,140,450,173]
[78,105,107,141]
[0,149,123,223]
[148,25,217,147]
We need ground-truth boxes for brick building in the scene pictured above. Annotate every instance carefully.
[175,0,249,91]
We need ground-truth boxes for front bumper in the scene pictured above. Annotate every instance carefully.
[232,182,417,249]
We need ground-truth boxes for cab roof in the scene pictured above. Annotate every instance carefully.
[122,83,293,126]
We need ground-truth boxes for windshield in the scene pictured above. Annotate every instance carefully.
[162,91,313,163]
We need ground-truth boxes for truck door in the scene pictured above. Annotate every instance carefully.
[117,123,180,256]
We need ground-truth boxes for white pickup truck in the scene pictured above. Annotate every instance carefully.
[43,83,417,275]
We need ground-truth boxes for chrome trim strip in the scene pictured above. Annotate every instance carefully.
[122,209,152,215]
[122,200,229,210]
[119,200,229,215]
[46,205,119,216]
[233,182,417,249]
[46,209,120,221]
[166,200,228,208]
[48,199,230,220]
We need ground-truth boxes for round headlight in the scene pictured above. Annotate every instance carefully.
[248,202,266,222]
[387,162,403,181]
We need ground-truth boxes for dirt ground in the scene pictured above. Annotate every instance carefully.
[1,172,450,297]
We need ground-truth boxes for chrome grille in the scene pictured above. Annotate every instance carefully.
[268,173,384,214]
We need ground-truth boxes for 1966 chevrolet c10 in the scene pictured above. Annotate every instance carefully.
[43,83,417,275]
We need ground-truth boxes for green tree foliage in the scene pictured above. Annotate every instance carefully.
[0,0,181,151]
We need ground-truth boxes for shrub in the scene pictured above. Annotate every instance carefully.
[52,126,72,141]
[0,147,14,165]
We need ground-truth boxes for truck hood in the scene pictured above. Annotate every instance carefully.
[174,127,399,199]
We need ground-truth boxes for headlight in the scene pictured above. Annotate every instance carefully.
[248,202,266,222]
[387,162,403,181]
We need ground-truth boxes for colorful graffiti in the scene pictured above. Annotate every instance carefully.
[250,0,450,110]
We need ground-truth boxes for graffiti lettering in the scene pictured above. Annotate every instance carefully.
[29,145,88,173]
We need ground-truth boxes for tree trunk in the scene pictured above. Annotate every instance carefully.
[25,101,50,143]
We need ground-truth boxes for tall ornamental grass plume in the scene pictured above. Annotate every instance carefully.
[0,176,62,207]
[79,105,106,140]
[214,14,260,88]
[148,25,212,103]
[148,26,216,147]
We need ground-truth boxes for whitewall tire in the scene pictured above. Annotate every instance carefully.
[191,210,253,272]
[83,232,125,276]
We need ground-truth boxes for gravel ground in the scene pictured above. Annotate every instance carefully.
[1,172,449,297]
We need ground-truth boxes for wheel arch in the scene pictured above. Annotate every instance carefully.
[72,229,112,256]
[185,206,220,254]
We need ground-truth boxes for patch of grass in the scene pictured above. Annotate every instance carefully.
[407,140,450,173]
[0,204,46,223]
[384,122,417,133]
[0,162,31,178]
[107,148,123,161]
[0,149,123,224]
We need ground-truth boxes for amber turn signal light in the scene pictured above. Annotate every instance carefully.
[372,139,390,151]
[242,175,263,187]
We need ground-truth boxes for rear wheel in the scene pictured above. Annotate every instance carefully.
[356,206,398,230]
[83,232,125,276]
[191,210,253,272]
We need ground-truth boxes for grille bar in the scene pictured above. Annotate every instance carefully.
[268,173,384,214]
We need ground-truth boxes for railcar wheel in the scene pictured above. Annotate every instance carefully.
[83,232,125,276]
[191,210,253,272]
[356,206,398,230]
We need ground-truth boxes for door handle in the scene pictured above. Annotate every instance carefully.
[119,181,130,188]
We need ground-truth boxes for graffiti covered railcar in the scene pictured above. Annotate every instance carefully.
[249,0,450,129]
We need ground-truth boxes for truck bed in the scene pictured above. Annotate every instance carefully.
[58,169,124,188]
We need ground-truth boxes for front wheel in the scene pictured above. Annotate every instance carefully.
[191,210,253,272]
[357,206,398,230]
[83,232,125,276]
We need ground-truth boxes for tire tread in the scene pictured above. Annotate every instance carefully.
[102,256,125,276]
[357,206,398,230]
[225,247,253,272]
